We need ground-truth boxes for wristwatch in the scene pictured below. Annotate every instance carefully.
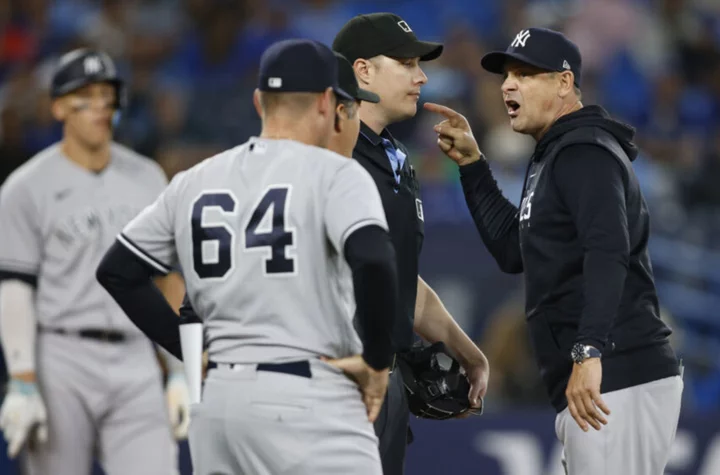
[571,343,602,364]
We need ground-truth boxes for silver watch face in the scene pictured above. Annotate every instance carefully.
[571,344,588,362]
[572,344,600,363]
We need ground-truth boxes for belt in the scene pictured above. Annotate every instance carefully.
[40,326,126,343]
[207,360,312,379]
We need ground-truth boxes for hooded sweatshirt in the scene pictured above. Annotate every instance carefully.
[459,105,679,412]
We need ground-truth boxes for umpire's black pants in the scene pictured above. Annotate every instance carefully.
[374,367,411,475]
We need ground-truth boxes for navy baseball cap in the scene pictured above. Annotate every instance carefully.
[334,53,380,103]
[333,13,443,64]
[481,28,582,87]
[258,39,353,100]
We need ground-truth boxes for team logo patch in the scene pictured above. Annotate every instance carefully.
[268,77,282,88]
[415,198,424,222]
[510,29,531,48]
[250,141,267,154]
[398,21,412,33]
[83,56,103,75]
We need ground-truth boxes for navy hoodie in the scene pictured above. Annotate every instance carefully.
[459,105,680,411]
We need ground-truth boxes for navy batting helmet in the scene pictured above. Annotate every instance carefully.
[50,48,127,109]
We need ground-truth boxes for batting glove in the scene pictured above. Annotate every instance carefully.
[0,379,48,458]
[165,372,190,440]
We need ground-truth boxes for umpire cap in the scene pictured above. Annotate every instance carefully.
[334,53,380,103]
[333,13,443,64]
[50,48,126,108]
[258,39,353,100]
[481,28,582,87]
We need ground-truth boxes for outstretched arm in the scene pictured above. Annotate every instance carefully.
[424,102,523,273]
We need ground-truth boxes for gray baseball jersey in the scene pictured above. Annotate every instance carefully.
[0,142,167,334]
[120,137,388,364]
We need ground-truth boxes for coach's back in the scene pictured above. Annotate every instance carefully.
[122,137,385,364]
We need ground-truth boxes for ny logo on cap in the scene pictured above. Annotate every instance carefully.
[83,56,103,75]
[398,20,412,33]
[268,77,282,88]
[510,30,531,48]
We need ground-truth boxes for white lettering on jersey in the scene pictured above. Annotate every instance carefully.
[519,191,534,223]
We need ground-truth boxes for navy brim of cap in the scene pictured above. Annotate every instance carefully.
[52,77,122,98]
[481,51,557,75]
[333,86,354,101]
[385,40,444,62]
[355,87,380,103]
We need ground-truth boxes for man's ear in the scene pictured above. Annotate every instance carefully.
[318,87,335,117]
[353,58,373,87]
[252,89,263,118]
[558,71,574,99]
[334,111,341,133]
[51,98,67,122]
[334,104,346,133]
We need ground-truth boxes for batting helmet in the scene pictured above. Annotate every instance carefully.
[396,341,484,420]
[50,48,127,110]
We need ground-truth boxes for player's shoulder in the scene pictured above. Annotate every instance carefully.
[0,143,63,197]
[330,152,373,178]
[163,144,246,194]
[180,143,245,179]
[315,154,377,202]
[110,142,166,179]
[288,141,356,174]
[298,141,345,161]
[110,141,152,164]
[283,141,375,187]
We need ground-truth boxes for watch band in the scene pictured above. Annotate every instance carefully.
[571,343,602,364]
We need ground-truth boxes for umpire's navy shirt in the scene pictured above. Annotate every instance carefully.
[353,122,424,354]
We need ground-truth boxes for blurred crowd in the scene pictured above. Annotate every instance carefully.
[1,0,720,413]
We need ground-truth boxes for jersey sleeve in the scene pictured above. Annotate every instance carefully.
[118,172,185,275]
[324,160,388,253]
[0,179,42,281]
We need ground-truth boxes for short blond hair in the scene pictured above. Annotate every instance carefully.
[258,91,321,116]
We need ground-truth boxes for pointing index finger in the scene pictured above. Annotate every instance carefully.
[423,102,461,121]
